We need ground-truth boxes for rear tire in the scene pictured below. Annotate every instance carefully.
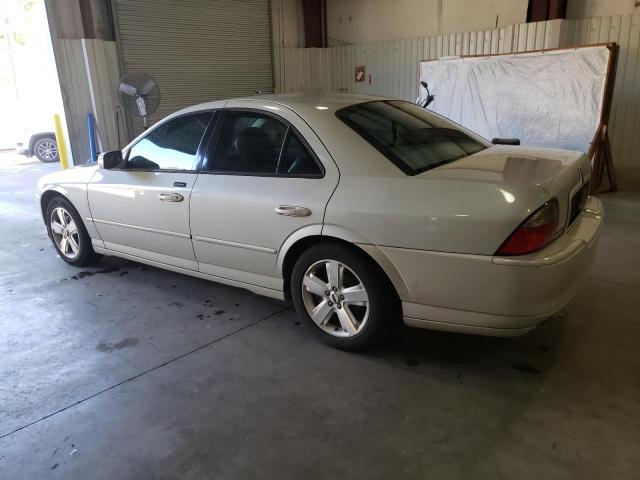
[46,196,101,267]
[291,242,396,351]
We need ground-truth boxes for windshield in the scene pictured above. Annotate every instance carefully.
[336,100,488,175]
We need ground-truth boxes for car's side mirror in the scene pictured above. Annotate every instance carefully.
[98,150,124,169]
[492,138,521,146]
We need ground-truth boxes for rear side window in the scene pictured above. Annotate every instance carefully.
[335,100,487,175]
[210,111,323,177]
[127,112,212,170]
[278,133,322,176]
[212,112,288,174]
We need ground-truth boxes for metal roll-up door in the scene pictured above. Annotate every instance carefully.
[112,0,273,138]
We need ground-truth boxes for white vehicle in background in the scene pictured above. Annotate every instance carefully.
[36,94,603,351]
[16,128,59,163]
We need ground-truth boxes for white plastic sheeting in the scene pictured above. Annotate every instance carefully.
[417,46,611,153]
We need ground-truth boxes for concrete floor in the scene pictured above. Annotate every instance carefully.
[1,153,639,479]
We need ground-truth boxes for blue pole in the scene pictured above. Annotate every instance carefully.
[87,112,97,162]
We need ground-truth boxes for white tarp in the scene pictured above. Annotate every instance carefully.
[417,46,611,153]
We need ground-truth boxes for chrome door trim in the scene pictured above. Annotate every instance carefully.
[92,218,191,239]
[193,235,277,254]
[158,192,184,202]
[275,205,312,217]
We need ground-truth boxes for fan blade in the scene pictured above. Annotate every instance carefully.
[139,79,156,96]
[136,97,148,117]
[119,82,138,97]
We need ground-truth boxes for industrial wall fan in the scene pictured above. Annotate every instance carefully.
[118,73,161,130]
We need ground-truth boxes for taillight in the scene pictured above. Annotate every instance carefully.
[496,199,559,256]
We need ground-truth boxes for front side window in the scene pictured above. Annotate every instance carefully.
[127,112,213,170]
[336,100,488,175]
[212,112,288,174]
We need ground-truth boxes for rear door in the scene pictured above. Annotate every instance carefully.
[189,100,339,291]
[88,110,216,270]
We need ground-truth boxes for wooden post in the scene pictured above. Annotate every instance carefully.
[589,123,618,193]
[588,43,619,194]
[602,125,617,192]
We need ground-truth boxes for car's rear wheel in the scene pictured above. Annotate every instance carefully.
[33,137,59,163]
[46,196,101,267]
[291,242,395,351]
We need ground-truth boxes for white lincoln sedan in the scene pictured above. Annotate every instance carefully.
[37,94,602,350]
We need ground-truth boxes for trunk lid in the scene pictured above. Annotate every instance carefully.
[426,145,592,232]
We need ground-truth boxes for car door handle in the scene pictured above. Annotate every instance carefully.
[158,192,184,202]
[275,205,311,217]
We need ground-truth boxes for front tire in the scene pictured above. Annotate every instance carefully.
[33,137,59,163]
[46,196,101,266]
[291,242,396,351]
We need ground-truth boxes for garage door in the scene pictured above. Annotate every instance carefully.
[112,0,273,138]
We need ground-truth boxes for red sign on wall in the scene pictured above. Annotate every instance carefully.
[355,65,365,82]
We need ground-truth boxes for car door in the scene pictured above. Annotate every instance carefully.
[88,110,216,270]
[189,100,339,292]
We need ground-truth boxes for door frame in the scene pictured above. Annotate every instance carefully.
[121,109,221,172]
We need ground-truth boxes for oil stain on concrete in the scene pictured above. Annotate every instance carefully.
[96,337,140,353]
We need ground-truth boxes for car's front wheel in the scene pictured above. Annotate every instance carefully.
[291,242,396,351]
[46,196,101,266]
[33,137,59,163]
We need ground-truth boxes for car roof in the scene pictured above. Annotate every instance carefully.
[127,94,397,155]
[239,93,391,110]
[165,93,408,178]
[179,93,394,118]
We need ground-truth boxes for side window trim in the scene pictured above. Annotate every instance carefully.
[194,110,222,172]
[274,126,291,175]
[204,108,325,179]
[198,109,227,173]
[276,129,324,178]
[123,110,217,173]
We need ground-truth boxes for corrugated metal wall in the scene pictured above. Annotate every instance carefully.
[274,19,565,99]
[112,0,273,138]
[274,14,640,168]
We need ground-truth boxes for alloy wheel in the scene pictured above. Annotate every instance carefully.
[301,259,369,337]
[50,207,80,259]
[37,140,58,161]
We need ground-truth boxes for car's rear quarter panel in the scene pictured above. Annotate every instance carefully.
[324,175,546,255]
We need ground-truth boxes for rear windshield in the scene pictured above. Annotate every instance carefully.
[336,100,488,175]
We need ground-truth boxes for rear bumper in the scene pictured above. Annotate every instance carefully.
[381,196,603,336]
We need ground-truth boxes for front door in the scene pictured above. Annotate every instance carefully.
[189,101,339,292]
[88,111,215,270]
